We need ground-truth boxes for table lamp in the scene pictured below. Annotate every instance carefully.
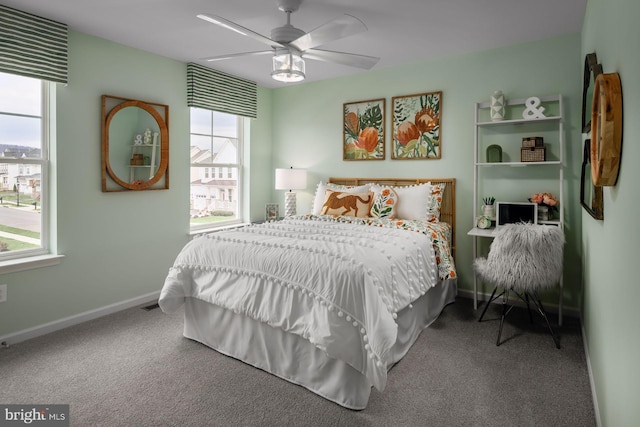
[275,167,307,217]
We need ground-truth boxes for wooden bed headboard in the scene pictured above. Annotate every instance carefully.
[328,178,456,257]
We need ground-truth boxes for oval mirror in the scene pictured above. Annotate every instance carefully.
[101,95,169,191]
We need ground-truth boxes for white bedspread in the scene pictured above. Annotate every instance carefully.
[159,217,450,392]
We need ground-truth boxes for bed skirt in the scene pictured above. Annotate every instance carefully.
[183,278,457,410]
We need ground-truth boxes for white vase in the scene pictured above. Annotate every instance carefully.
[482,204,495,219]
[490,91,506,121]
[538,205,549,221]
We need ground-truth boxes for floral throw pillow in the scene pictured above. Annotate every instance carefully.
[321,190,374,218]
[369,185,398,219]
[426,183,446,222]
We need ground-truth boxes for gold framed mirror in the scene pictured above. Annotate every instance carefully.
[101,95,169,192]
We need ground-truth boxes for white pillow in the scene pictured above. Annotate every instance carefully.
[312,181,371,215]
[393,182,432,220]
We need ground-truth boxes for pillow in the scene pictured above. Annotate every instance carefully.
[369,184,398,219]
[393,182,432,220]
[311,181,371,215]
[427,182,446,222]
[320,189,374,218]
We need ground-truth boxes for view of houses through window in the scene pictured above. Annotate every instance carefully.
[190,108,242,229]
[0,71,47,257]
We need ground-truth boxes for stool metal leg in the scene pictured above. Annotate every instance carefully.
[524,293,534,324]
[497,289,510,346]
[532,294,561,349]
[478,286,498,322]
[479,286,506,323]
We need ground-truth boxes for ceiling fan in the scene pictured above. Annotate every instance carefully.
[197,0,380,83]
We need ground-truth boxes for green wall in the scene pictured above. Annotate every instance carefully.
[270,34,583,309]
[581,0,640,425]
[0,31,273,337]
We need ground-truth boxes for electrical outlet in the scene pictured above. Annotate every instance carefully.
[0,284,6,303]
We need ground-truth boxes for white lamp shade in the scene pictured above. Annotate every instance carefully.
[275,168,307,191]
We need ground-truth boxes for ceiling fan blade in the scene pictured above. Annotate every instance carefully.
[201,50,274,62]
[197,14,284,48]
[303,49,380,70]
[290,14,368,52]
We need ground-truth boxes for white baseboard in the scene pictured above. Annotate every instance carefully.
[581,318,602,427]
[0,290,160,347]
[457,288,580,318]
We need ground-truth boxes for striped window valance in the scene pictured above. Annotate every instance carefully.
[187,63,257,119]
[0,5,68,84]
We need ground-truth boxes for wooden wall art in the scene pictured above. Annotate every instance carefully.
[391,91,442,159]
[590,72,623,187]
[343,98,385,160]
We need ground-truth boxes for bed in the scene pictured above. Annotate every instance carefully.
[159,178,457,409]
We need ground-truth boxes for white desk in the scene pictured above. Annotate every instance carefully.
[467,227,498,238]
[468,226,563,325]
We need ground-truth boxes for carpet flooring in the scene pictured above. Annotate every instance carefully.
[0,297,596,426]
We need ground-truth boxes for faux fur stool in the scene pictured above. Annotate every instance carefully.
[473,223,565,348]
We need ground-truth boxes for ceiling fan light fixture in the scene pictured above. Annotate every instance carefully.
[271,52,305,83]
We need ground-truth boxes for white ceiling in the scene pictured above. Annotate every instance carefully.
[2,0,587,88]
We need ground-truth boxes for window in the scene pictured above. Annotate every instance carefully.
[0,71,50,260]
[189,108,243,230]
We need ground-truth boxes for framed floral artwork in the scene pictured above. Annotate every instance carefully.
[391,91,442,159]
[343,98,385,160]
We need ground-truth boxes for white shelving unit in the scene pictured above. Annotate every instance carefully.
[129,141,158,183]
[468,94,565,324]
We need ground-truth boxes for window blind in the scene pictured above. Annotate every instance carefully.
[187,63,257,119]
[0,5,68,84]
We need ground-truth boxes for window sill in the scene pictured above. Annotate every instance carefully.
[0,254,65,274]
[189,222,250,238]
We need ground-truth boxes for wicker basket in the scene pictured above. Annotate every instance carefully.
[130,154,144,165]
[522,136,544,148]
[521,147,545,162]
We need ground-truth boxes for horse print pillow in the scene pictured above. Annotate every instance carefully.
[321,189,374,218]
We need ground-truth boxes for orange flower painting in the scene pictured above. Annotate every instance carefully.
[343,98,385,160]
[356,127,379,152]
[391,91,442,159]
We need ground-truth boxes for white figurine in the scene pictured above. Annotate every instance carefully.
[134,134,143,145]
[143,128,152,144]
[522,97,546,119]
